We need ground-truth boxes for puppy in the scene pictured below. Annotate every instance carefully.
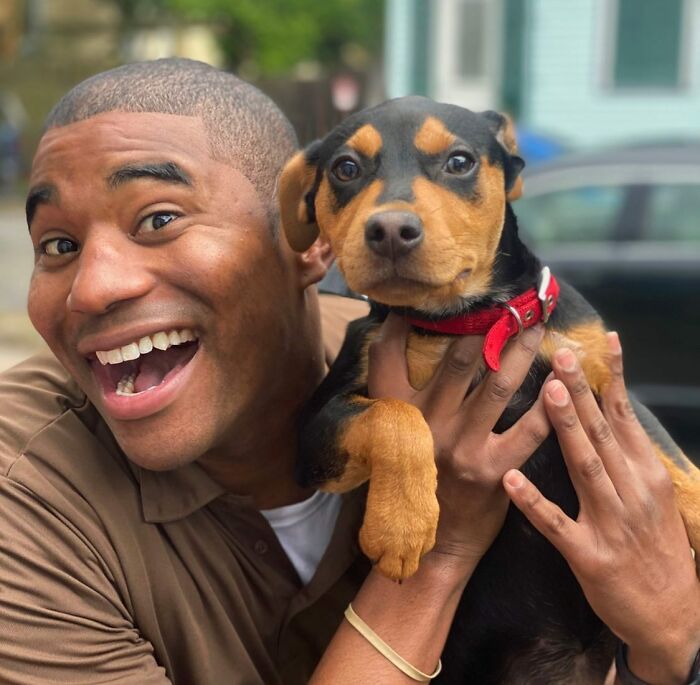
[278,96,700,683]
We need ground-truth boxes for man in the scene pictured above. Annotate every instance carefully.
[1,58,697,684]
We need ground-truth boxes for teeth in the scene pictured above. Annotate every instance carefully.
[138,336,153,354]
[107,348,124,364]
[93,328,198,366]
[121,342,140,361]
[116,373,136,396]
[152,332,170,351]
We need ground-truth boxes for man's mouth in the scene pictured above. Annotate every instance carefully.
[91,328,199,396]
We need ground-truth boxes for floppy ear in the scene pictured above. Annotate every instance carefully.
[480,110,525,202]
[278,141,322,252]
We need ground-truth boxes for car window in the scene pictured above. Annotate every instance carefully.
[515,185,627,245]
[644,184,700,241]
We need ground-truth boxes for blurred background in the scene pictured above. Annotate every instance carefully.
[0,0,698,455]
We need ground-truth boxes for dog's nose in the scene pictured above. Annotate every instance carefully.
[364,212,424,259]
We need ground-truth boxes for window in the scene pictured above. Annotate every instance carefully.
[515,185,627,246]
[612,0,684,88]
[644,184,700,241]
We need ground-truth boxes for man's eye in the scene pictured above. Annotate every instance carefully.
[137,212,179,233]
[41,237,79,256]
[444,152,476,175]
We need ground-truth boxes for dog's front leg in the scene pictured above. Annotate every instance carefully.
[347,397,438,580]
[310,395,439,580]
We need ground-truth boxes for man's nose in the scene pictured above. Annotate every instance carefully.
[364,211,424,260]
[67,231,157,314]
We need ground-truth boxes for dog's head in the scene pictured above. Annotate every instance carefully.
[279,96,524,311]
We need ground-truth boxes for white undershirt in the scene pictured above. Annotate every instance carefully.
[260,490,342,585]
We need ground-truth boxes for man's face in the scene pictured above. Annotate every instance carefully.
[27,112,319,470]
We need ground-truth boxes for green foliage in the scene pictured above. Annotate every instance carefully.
[165,0,384,75]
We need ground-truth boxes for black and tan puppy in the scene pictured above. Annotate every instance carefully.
[279,96,700,682]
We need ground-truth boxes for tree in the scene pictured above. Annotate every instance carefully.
[165,0,384,75]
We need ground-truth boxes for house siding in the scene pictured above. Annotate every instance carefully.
[523,0,700,147]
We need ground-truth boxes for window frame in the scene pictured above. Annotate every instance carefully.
[599,0,693,93]
[518,163,700,247]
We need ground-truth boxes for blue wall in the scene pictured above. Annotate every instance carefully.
[523,0,700,147]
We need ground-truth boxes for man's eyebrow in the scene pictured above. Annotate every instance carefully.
[107,161,193,189]
[26,184,56,229]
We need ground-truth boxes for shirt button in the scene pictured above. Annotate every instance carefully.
[254,540,268,555]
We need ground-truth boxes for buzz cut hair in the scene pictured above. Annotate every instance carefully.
[45,58,299,227]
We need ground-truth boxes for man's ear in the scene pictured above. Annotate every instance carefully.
[480,110,526,202]
[278,141,322,252]
[297,237,334,289]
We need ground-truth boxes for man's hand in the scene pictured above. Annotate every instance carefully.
[503,333,700,685]
[367,314,549,570]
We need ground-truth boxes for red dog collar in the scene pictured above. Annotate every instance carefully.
[407,267,560,372]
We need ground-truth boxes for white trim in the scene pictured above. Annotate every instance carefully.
[600,0,690,92]
[430,0,503,109]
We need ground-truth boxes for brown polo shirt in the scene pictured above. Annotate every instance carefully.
[0,294,370,685]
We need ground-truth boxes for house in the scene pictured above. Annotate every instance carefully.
[385,0,700,148]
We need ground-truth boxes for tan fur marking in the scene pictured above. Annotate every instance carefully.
[278,151,319,251]
[496,113,519,155]
[414,116,456,155]
[541,321,611,395]
[320,396,374,494]
[405,334,452,389]
[322,158,507,311]
[347,124,383,159]
[328,396,438,580]
[357,327,455,391]
[494,113,523,200]
[508,176,524,202]
[652,445,700,575]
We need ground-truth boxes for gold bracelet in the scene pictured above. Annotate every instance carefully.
[344,603,442,682]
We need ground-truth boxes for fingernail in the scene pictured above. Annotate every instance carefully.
[554,348,577,372]
[547,380,569,406]
[607,331,621,354]
[504,470,524,489]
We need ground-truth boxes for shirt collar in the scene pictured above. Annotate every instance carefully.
[135,462,230,523]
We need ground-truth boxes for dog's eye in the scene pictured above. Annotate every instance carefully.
[332,158,361,182]
[444,153,475,175]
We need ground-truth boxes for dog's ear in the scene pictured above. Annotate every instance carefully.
[480,110,525,202]
[279,141,323,252]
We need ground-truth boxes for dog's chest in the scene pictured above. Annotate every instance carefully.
[406,332,464,389]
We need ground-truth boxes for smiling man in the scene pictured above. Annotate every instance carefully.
[1,58,375,684]
[1,58,698,685]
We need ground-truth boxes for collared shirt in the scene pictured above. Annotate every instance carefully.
[0,294,370,685]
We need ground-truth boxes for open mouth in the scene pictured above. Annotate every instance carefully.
[89,328,199,398]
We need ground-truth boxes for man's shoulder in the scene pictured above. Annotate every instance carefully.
[0,352,87,475]
[318,293,369,366]
[0,352,130,503]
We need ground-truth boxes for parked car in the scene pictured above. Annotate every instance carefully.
[318,141,700,461]
[515,142,700,460]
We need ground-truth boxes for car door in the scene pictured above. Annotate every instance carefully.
[516,165,700,456]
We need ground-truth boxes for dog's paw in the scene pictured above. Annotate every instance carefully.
[358,494,438,581]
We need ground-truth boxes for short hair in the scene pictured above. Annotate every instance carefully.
[45,58,299,226]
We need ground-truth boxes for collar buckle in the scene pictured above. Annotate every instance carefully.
[503,304,524,337]
[537,266,553,324]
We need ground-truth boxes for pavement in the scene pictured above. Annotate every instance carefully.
[0,198,48,372]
